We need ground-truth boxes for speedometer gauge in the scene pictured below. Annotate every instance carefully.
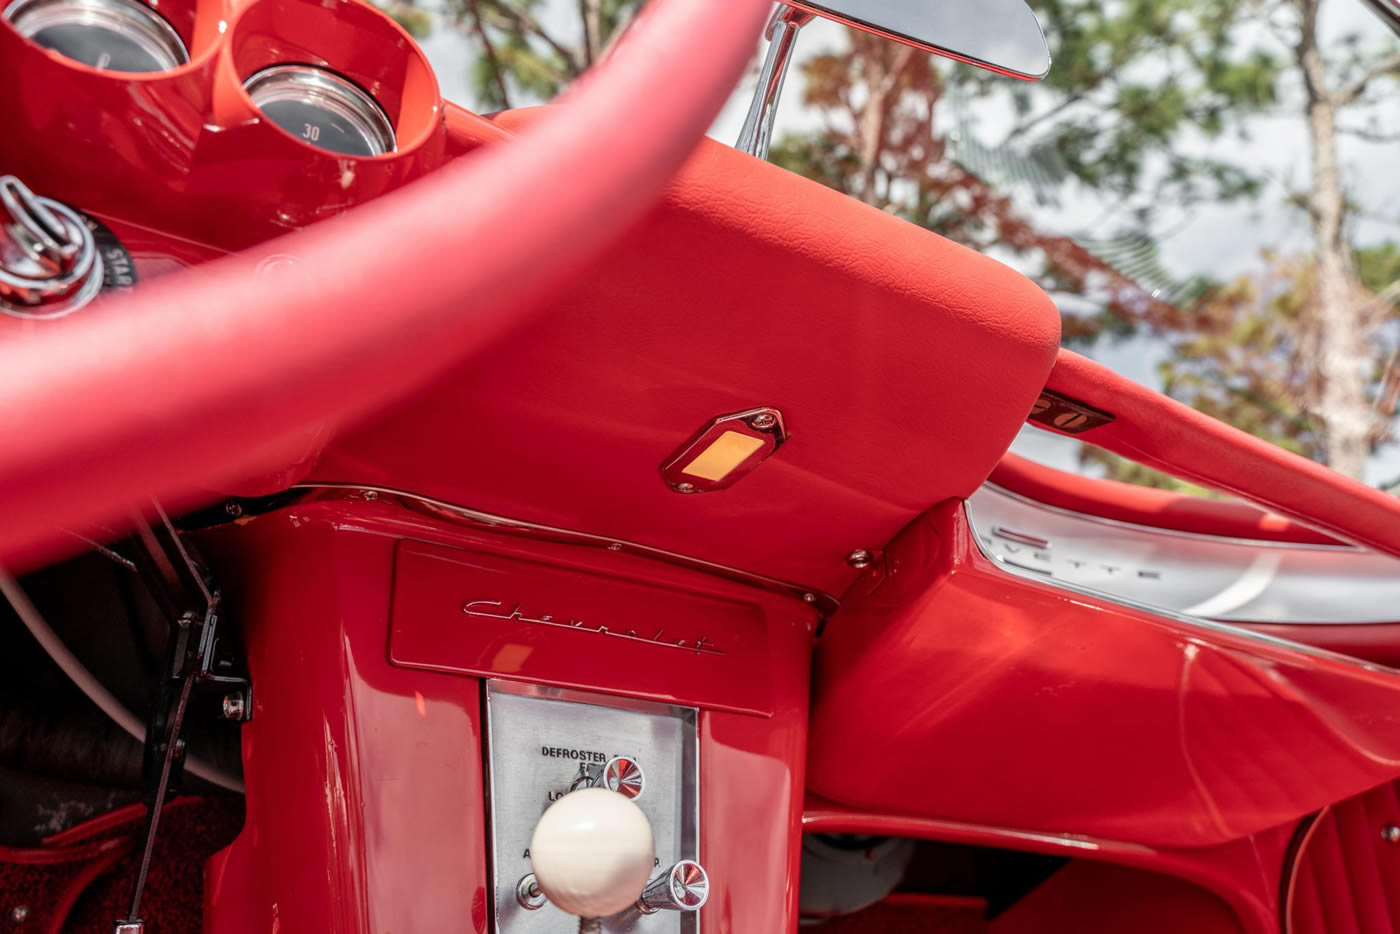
[2,0,188,72]
[243,65,396,157]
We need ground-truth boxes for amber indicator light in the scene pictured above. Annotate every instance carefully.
[661,408,788,493]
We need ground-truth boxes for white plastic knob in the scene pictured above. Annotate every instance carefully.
[529,788,655,918]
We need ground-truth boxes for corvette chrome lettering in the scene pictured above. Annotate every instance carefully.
[462,599,724,656]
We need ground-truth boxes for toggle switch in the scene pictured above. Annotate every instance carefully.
[569,755,645,799]
[637,860,709,914]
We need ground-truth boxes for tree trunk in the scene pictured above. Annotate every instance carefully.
[854,44,915,206]
[1298,1,1372,479]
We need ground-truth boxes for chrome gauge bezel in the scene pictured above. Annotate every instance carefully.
[2,0,189,72]
[243,64,397,157]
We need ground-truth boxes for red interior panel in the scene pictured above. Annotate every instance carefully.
[1240,624,1400,667]
[197,496,815,931]
[990,861,1244,934]
[991,452,1340,546]
[1288,781,1400,934]
[389,539,780,716]
[803,795,1293,934]
[1041,350,1400,559]
[808,501,1400,849]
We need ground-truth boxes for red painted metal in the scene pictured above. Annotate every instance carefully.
[199,497,816,932]
[808,499,1400,849]
[390,539,781,716]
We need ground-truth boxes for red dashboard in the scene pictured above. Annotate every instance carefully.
[3,0,1400,930]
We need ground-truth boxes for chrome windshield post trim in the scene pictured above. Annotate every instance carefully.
[735,4,814,160]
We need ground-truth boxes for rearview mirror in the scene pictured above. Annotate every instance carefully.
[787,0,1051,80]
[737,1,1050,160]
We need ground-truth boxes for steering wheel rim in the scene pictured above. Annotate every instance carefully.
[0,0,773,563]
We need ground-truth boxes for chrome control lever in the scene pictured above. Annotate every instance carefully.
[0,175,103,316]
[637,860,709,914]
[569,755,646,799]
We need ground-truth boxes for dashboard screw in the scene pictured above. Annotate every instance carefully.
[1383,824,1400,844]
[222,694,247,721]
[749,412,777,430]
[675,482,697,494]
[361,490,379,501]
[224,501,243,517]
[11,905,29,923]
[802,593,817,604]
[846,549,874,569]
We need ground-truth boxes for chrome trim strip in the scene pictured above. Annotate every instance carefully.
[985,483,1359,550]
[968,483,1400,624]
[292,482,838,616]
[963,497,1398,674]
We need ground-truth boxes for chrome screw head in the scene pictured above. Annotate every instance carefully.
[802,593,817,604]
[846,549,874,569]
[1383,824,1400,844]
[675,482,697,494]
[11,905,29,922]
[608,543,624,552]
[221,694,246,721]
[749,412,778,430]
[361,490,379,501]
[224,501,243,517]
[516,873,547,910]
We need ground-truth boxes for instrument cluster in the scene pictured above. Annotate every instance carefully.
[3,0,400,155]
[0,0,501,320]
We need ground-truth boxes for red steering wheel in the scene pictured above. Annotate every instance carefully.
[0,0,772,563]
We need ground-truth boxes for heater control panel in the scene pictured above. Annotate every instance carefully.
[484,680,700,934]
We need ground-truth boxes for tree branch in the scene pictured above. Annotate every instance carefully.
[467,0,512,109]
[579,0,603,66]
[1332,50,1400,107]
[479,1,584,76]
[1335,122,1400,143]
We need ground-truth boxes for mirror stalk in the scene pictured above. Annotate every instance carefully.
[735,3,814,160]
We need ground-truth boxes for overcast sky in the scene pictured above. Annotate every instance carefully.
[418,1,1400,485]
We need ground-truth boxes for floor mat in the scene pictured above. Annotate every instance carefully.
[0,796,242,933]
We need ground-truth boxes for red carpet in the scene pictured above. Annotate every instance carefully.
[0,797,242,933]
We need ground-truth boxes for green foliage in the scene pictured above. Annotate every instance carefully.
[1358,243,1400,293]
[445,0,644,109]
[375,0,432,39]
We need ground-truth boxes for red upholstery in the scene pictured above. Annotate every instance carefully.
[1289,782,1400,934]
[991,452,1340,546]
[1043,350,1400,560]
[308,118,1062,593]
